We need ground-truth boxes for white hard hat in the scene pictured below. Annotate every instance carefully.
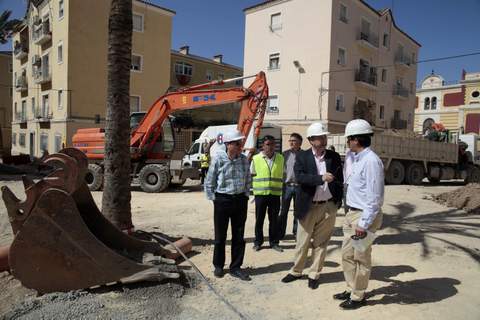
[307,122,330,138]
[345,119,373,137]
[223,129,245,143]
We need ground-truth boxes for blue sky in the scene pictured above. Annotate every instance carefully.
[2,0,480,84]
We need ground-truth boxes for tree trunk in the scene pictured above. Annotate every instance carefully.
[102,0,133,230]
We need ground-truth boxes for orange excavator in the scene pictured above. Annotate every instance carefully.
[73,72,269,192]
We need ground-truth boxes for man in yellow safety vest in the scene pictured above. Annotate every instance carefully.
[251,135,284,252]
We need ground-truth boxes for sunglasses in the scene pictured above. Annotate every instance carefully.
[228,141,241,146]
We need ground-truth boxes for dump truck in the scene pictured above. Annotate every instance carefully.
[73,73,269,193]
[328,133,480,185]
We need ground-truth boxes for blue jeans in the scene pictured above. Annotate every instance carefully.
[278,184,298,239]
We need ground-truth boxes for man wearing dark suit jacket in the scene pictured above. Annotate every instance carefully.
[281,122,343,289]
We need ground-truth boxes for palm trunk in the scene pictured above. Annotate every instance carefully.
[102,0,133,230]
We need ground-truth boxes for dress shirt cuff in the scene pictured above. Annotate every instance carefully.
[357,218,370,230]
[206,191,215,201]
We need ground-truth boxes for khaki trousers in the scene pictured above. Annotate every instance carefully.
[341,209,383,301]
[290,201,337,280]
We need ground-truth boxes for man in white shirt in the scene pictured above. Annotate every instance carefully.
[334,119,384,310]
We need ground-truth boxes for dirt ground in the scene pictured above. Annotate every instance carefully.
[0,177,479,320]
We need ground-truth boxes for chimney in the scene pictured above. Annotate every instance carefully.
[213,54,223,64]
[179,45,189,55]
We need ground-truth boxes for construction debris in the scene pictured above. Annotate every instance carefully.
[432,183,480,214]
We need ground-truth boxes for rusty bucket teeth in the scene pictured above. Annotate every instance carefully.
[4,151,178,293]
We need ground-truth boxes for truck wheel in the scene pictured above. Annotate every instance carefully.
[427,176,440,184]
[465,166,480,184]
[139,164,170,193]
[385,160,405,185]
[405,163,425,185]
[86,164,103,191]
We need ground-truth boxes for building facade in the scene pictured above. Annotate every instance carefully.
[11,0,174,156]
[243,0,420,148]
[415,70,480,138]
[0,51,12,155]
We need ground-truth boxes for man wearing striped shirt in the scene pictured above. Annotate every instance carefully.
[205,129,252,281]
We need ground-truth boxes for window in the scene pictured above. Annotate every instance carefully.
[12,133,16,145]
[431,97,437,110]
[337,48,346,65]
[58,90,63,109]
[40,133,48,152]
[268,53,280,70]
[42,94,49,118]
[335,93,345,112]
[361,18,370,37]
[411,52,416,64]
[381,69,387,82]
[14,102,17,119]
[57,42,63,63]
[54,134,62,152]
[31,97,35,118]
[206,70,213,81]
[8,62,12,73]
[270,13,282,30]
[394,110,401,120]
[21,100,26,119]
[382,33,389,47]
[339,4,348,23]
[379,105,385,119]
[424,97,430,110]
[266,95,279,114]
[472,90,480,98]
[133,13,143,32]
[130,96,140,113]
[234,75,243,86]
[409,82,414,94]
[131,54,142,71]
[19,133,26,147]
[59,0,64,19]
[174,61,193,76]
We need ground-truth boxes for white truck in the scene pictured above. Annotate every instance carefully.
[328,133,480,185]
[181,123,282,180]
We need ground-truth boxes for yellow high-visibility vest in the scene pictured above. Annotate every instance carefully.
[200,153,210,168]
[252,153,284,196]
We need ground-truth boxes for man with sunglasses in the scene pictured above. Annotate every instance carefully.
[204,129,252,281]
[334,119,384,309]
[251,135,285,252]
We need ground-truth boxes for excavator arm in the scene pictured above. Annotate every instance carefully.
[74,72,268,161]
[131,72,268,158]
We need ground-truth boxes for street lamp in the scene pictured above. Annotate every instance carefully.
[293,60,305,118]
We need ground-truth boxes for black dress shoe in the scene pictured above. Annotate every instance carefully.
[333,291,351,300]
[230,269,251,281]
[339,298,366,310]
[253,245,261,251]
[308,278,320,289]
[270,244,284,252]
[281,273,301,283]
[213,267,224,278]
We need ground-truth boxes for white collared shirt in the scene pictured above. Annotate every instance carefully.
[312,149,333,201]
[346,147,384,229]
[344,149,355,183]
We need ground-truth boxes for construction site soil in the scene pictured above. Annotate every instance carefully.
[433,183,480,214]
[0,177,479,320]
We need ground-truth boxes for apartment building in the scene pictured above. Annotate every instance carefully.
[11,0,174,156]
[243,0,420,147]
[0,51,12,155]
[415,70,480,137]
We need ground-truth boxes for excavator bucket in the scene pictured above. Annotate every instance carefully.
[1,148,178,293]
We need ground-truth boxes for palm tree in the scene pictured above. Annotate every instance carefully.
[102,0,133,230]
[0,10,22,44]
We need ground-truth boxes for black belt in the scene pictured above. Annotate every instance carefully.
[349,207,362,211]
[312,199,332,205]
[286,183,298,186]
[215,192,246,199]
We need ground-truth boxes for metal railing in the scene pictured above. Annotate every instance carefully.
[391,118,407,129]
[394,52,412,66]
[33,21,51,44]
[33,67,51,84]
[355,68,377,86]
[357,30,379,48]
[14,42,28,57]
[15,75,28,92]
[393,85,409,98]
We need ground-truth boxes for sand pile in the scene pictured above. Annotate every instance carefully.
[433,183,480,214]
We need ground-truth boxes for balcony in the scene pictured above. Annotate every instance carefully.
[393,85,409,99]
[391,118,408,129]
[394,53,412,69]
[356,30,379,49]
[33,67,51,84]
[15,112,27,124]
[33,20,51,45]
[354,68,377,89]
[15,75,28,92]
[35,107,52,122]
[14,41,28,60]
